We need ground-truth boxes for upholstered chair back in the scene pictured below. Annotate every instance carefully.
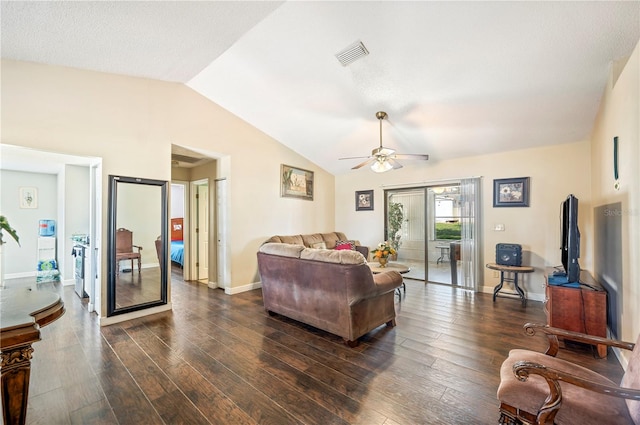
[621,332,640,424]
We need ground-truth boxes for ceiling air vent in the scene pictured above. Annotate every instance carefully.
[335,40,369,66]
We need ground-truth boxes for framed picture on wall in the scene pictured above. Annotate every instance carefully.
[493,177,530,207]
[355,190,374,211]
[281,164,314,200]
[19,187,38,209]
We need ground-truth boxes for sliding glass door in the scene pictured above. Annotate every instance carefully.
[386,189,426,280]
[385,179,480,289]
[428,185,462,284]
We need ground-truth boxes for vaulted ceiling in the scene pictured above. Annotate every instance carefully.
[2,1,639,175]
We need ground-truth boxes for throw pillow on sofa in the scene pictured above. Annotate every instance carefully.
[335,240,356,251]
[311,241,327,249]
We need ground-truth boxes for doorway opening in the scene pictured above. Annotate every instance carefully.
[171,144,221,287]
[0,144,103,314]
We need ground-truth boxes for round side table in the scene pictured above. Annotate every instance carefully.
[486,263,534,306]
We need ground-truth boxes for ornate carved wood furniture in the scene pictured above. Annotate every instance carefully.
[497,323,640,425]
[115,227,142,274]
[1,288,65,425]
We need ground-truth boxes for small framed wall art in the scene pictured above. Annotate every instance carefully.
[19,187,38,209]
[355,190,374,211]
[281,164,314,200]
[493,177,530,207]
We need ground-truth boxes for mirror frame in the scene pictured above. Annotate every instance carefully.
[107,175,168,316]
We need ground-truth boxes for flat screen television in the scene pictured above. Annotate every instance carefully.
[561,194,581,283]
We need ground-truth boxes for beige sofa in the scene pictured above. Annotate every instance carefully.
[264,231,369,259]
[257,241,402,346]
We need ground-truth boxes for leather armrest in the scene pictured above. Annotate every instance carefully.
[524,323,635,356]
[372,270,403,295]
[355,245,369,259]
[512,360,640,423]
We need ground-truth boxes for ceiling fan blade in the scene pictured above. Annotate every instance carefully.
[352,158,375,170]
[339,155,371,160]
[393,154,429,160]
[388,158,404,169]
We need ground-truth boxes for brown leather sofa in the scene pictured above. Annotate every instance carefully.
[264,231,369,259]
[257,242,402,346]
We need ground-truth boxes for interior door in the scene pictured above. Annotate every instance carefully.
[197,182,209,281]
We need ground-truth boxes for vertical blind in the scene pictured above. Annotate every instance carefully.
[459,177,481,290]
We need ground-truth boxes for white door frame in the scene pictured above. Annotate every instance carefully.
[215,178,230,291]
[88,163,102,314]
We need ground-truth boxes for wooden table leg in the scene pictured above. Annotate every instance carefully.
[1,343,35,425]
[597,344,608,358]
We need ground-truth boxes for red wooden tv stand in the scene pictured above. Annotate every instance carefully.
[544,269,608,358]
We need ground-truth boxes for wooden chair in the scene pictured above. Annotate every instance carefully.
[154,236,163,268]
[498,323,640,425]
[115,228,142,274]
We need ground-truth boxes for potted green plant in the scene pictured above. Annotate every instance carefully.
[0,215,20,246]
[0,215,20,287]
[387,202,404,255]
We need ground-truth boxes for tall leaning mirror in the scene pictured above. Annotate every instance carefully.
[107,175,168,316]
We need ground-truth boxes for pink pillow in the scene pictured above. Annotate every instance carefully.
[335,240,355,251]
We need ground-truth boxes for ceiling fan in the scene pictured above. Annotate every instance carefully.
[339,111,429,172]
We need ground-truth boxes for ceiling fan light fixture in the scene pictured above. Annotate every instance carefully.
[371,159,393,173]
[338,110,429,172]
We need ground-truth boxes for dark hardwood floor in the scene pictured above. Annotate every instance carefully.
[15,272,624,424]
[114,266,162,309]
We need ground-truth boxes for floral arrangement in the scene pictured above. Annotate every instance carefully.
[372,241,396,259]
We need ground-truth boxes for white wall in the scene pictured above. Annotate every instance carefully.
[336,140,592,301]
[170,184,185,218]
[1,59,335,318]
[590,39,640,357]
